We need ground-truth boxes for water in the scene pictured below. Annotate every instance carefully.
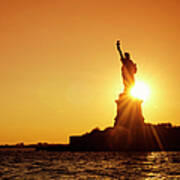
[0,150,180,179]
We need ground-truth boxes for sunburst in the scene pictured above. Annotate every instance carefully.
[130,81,150,101]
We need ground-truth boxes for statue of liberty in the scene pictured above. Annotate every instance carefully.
[114,40,144,129]
[116,41,137,94]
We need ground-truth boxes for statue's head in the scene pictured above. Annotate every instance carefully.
[124,52,130,59]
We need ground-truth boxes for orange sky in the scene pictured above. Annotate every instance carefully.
[0,0,180,144]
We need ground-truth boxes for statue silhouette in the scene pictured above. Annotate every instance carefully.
[114,41,144,130]
[116,41,137,93]
[68,41,180,152]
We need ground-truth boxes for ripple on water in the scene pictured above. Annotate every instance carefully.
[0,150,180,179]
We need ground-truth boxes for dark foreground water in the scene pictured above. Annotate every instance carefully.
[0,150,180,179]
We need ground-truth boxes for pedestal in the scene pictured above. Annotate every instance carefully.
[114,93,144,131]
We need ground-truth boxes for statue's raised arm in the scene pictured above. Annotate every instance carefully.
[116,40,124,60]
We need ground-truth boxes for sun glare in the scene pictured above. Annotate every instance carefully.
[130,81,150,101]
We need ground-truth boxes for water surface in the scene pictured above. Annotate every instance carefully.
[0,150,180,179]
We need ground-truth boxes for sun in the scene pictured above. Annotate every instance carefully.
[130,81,150,101]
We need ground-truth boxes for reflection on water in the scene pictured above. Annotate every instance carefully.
[0,150,180,179]
[145,152,180,179]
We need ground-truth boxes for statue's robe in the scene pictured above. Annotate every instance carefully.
[121,58,137,92]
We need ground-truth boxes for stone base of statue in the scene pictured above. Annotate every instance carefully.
[110,92,145,150]
[114,93,144,131]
